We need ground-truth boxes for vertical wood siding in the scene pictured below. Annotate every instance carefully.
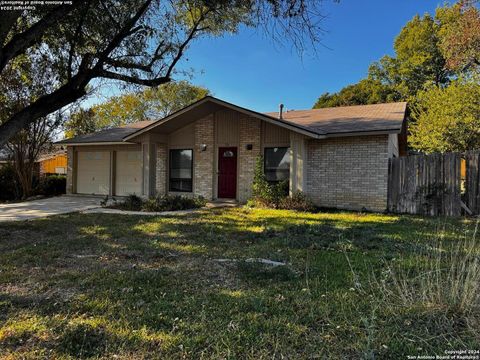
[216,109,240,146]
[40,154,67,174]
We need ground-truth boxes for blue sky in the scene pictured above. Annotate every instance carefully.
[93,0,444,113]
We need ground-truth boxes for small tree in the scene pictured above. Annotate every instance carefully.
[6,115,61,198]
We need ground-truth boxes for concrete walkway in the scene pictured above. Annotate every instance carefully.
[0,196,101,222]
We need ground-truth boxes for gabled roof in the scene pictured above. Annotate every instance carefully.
[56,121,153,145]
[56,96,407,145]
[265,102,407,136]
[123,96,322,141]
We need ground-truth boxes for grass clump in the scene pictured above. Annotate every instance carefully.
[381,227,480,323]
[59,322,107,358]
[344,223,480,356]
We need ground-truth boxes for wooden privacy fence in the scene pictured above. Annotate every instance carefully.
[387,151,480,216]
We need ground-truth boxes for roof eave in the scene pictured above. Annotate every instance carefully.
[323,128,402,138]
[54,141,136,146]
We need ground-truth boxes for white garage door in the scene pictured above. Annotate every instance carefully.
[115,151,142,196]
[76,151,110,195]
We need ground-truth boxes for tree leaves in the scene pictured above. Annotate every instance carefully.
[409,79,480,153]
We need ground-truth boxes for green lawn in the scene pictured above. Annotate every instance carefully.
[0,208,478,359]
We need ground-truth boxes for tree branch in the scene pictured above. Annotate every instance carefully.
[0,10,21,48]
[0,1,153,147]
[67,1,92,80]
[0,71,91,146]
[98,69,170,86]
[0,2,83,74]
[104,58,153,73]
[95,1,152,67]
[164,10,210,79]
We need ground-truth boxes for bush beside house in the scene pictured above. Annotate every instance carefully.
[36,175,67,197]
[0,163,21,201]
[249,156,316,212]
[108,194,206,212]
[0,163,66,202]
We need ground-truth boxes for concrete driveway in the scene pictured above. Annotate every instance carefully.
[0,196,101,222]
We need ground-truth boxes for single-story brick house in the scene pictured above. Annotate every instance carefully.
[56,96,407,211]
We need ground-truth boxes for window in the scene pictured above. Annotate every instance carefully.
[264,147,290,183]
[169,149,193,192]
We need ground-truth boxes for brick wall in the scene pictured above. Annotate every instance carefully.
[306,135,389,211]
[66,146,74,194]
[238,116,261,203]
[194,115,215,199]
[156,143,167,195]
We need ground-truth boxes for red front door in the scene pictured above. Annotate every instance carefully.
[218,147,237,199]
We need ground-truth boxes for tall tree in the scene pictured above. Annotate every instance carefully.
[313,79,400,108]
[63,108,97,139]
[312,1,477,109]
[436,0,480,73]
[409,79,480,153]
[369,13,450,98]
[0,0,327,146]
[142,80,211,118]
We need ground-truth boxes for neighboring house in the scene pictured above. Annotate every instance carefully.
[38,150,68,175]
[0,148,67,175]
[56,96,408,211]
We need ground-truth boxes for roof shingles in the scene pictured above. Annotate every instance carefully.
[265,102,407,135]
[56,121,153,144]
[56,99,407,144]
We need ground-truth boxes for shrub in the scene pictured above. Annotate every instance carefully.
[0,163,20,201]
[142,194,206,212]
[36,174,66,196]
[112,194,144,211]
[250,156,316,211]
[251,156,289,208]
[278,191,316,212]
[109,194,206,212]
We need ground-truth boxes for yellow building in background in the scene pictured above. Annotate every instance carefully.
[39,152,67,175]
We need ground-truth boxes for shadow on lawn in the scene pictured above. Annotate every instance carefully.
[0,208,472,358]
